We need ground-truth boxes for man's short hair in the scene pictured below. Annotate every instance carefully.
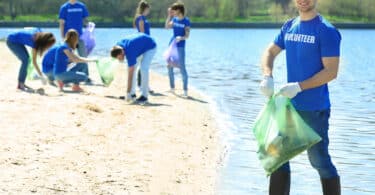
[111,46,123,58]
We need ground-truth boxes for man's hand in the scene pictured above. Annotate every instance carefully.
[278,82,302,99]
[260,76,274,97]
[40,75,48,85]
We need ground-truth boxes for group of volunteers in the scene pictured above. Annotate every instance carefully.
[6,0,191,103]
[5,0,342,194]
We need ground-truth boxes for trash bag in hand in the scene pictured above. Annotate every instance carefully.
[252,96,322,175]
[80,22,96,56]
[163,39,179,68]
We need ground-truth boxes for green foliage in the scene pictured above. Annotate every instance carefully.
[0,0,374,23]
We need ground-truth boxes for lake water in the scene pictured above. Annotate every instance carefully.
[1,28,374,195]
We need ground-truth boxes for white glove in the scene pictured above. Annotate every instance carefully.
[40,75,47,85]
[176,36,183,43]
[260,76,274,97]
[278,82,302,98]
[126,93,135,102]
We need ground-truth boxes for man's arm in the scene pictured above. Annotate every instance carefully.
[299,57,339,90]
[59,19,65,39]
[261,43,283,77]
[127,66,135,93]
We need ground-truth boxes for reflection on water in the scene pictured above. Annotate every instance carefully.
[1,28,374,194]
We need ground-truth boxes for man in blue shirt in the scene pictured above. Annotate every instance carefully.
[59,0,90,82]
[111,33,157,104]
[259,0,341,194]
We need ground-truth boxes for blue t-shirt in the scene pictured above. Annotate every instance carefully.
[117,33,156,67]
[59,1,89,36]
[136,15,151,35]
[54,43,72,75]
[274,15,341,111]
[42,45,59,73]
[7,28,42,48]
[172,17,190,48]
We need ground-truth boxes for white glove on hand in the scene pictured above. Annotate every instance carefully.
[278,82,302,98]
[126,93,135,102]
[260,76,274,97]
[40,75,47,85]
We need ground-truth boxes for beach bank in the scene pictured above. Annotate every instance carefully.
[1,21,375,29]
[0,42,222,194]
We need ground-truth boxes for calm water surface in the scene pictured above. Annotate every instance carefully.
[1,28,374,195]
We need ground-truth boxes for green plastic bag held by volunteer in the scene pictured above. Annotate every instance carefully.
[252,95,322,175]
[96,58,118,86]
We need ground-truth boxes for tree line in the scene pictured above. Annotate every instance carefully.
[0,0,374,23]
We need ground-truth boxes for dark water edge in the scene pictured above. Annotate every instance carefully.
[1,21,375,29]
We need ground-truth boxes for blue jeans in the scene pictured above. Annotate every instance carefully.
[6,39,29,83]
[168,47,188,91]
[131,48,157,98]
[277,109,339,179]
[55,64,88,85]
[44,71,54,81]
[77,39,89,76]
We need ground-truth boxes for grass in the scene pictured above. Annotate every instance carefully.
[0,14,374,24]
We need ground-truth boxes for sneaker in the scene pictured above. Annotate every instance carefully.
[72,84,84,92]
[17,84,34,93]
[85,78,93,85]
[136,96,148,104]
[169,88,175,94]
[131,94,137,99]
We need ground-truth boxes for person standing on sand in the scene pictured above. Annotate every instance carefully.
[259,0,341,194]
[6,28,55,91]
[110,33,157,104]
[54,29,97,92]
[59,0,92,83]
[133,0,154,94]
[165,2,191,98]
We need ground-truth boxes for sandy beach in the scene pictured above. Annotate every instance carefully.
[0,42,222,194]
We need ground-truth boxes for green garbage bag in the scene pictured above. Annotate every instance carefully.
[96,58,118,86]
[27,52,42,80]
[252,96,322,175]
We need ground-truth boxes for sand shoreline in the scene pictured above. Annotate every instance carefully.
[0,42,223,194]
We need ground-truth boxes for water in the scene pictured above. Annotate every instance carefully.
[1,28,374,194]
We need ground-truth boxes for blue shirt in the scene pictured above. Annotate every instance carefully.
[274,15,341,111]
[172,17,190,48]
[54,43,72,75]
[117,33,156,67]
[59,1,89,36]
[7,28,42,48]
[136,15,151,35]
[42,45,59,73]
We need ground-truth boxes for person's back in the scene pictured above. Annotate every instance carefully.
[117,34,156,66]
[53,44,71,75]
[7,28,41,48]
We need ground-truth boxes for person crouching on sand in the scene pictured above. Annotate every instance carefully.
[6,28,55,91]
[54,29,97,92]
[111,33,157,104]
